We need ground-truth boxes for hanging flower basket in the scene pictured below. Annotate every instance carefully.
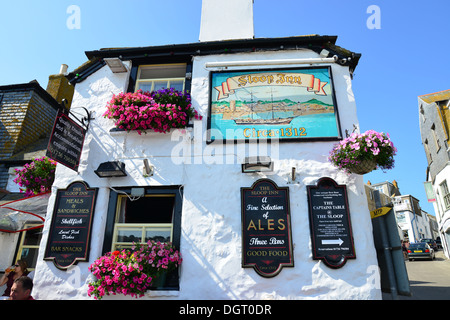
[13,156,57,197]
[103,88,202,135]
[87,241,182,300]
[346,158,377,175]
[328,130,397,175]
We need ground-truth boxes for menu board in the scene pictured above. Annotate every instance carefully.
[307,177,355,269]
[241,179,294,277]
[46,110,86,172]
[44,181,98,269]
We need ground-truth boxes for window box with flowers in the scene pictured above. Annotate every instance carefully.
[103,88,202,135]
[87,240,182,300]
[328,130,397,175]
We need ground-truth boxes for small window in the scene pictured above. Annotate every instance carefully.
[135,64,186,92]
[431,123,441,152]
[16,224,43,271]
[104,187,183,291]
[112,195,175,251]
[440,180,450,210]
[424,139,432,163]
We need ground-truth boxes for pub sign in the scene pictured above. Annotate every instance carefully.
[307,177,355,269]
[241,179,294,277]
[44,181,98,270]
[208,66,341,143]
[46,110,86,172]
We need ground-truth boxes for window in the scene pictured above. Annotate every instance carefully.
[440,180,450,210]
[103,186,183,290]
[16,224,43,271]
[431,123,441,152]
[111,195,175,251]
[135,64,186,92]
[419,104,426,123]
[424,139,432,163]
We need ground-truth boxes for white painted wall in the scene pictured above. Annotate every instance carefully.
[32,49,381,300]
[430,164,450,257]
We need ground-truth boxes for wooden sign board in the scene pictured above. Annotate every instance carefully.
[44,181,98,270]
[46,110,86,172]
[241,179,294,277]
[307,177,356,269]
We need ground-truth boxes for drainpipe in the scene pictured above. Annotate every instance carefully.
[410,213,417,241]
[379,206,398,300]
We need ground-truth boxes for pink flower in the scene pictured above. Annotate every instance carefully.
[371,147,380,155]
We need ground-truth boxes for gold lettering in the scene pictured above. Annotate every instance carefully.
[278,219,286,230]
[243,128,251,138]
[276,73,285,84]
[247,220,257,231]
[238,76,247,87]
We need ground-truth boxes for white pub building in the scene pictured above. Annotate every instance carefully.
[31,0,382,300]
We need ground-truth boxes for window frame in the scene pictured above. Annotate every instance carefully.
[440,180,450,210]
[111,193,176,251]
[134,63,187,93]
[15,223,43,271]
[102,186,183,290]
[127,61,192,94]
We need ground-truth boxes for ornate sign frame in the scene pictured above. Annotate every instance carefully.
[44,181,98,270]
[207,66,341,143]
[241,179,294,277]
[307,177,356,269]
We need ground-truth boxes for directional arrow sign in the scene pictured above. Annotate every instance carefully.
[370,207,391,219]
[307,177,356,269]
[322,238,344,246]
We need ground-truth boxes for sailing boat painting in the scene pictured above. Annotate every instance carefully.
[208,66,341,142]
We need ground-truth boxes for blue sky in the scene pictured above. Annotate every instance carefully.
[1,0,449,214]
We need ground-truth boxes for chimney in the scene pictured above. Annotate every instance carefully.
[59,64,68,75]
[199,0,254,42]
[392,180,398,189]
[46,64,74,109]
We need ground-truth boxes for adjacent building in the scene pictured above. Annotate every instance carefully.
[366,180,434,243]
[419,89,450,258]
[0,66,74,295]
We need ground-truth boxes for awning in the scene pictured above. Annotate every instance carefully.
[0,192,50,233]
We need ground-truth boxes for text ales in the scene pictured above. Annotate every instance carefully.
[44,181,98,270]
[307,177,355,269]
[241,179,294,277]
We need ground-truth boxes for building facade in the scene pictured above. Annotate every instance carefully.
[419,89,450,258]
[393,195,432,242]
[27,32,385,300]
[365,180,434,241]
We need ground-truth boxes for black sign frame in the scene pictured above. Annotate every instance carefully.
[307,177,356,269]
[46,110,86,172]
[241,179,294,277]
[44,181,98,270]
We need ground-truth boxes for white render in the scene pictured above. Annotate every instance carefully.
[32,49,382,300]
[429,163,450,258]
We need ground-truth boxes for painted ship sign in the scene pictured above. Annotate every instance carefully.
[241,179,294,277]
[208,66,342,143]
[307,177,356,269]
